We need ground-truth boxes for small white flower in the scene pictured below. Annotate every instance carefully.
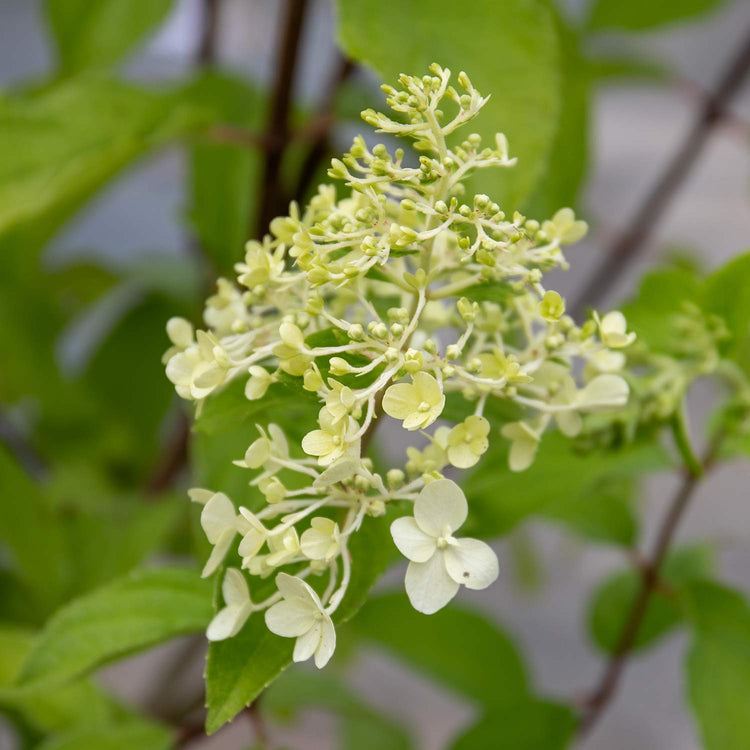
[595,311,636,349]
[578,374,629,410]
[266,527,301,567]
[446,415,490,468]
[234,424,289,473]
[245,366,274,400]
[390,479,498,614]
[500,421,541,472]
[236,507,269,560]
[206,568,252,641]
[301,518,341,562]
[265,573,336,668]
[302,408,359,466]
[200,492,240,577]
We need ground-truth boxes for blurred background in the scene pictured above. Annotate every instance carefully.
[1,0,750,748]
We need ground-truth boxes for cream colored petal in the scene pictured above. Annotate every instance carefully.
[578,374,629,411]
[313,457,359,487]
[390,517,437,562]
[443,538,499,590]
[301,528,333,560]
[314,616,336,668]
[265,600,316,638]
[414,479,468,536]
[201,493,236,543]
[382,383,418,420]
[201,527,235,578]
[402,411,430,431]
[293,621,321,663]
[222,567,250,607]
[508,437,537,472]
[238,528,265,559]
[555,410,582,437]
[404,554,459,615]
[206,602,251,641]
[275,572,322,608]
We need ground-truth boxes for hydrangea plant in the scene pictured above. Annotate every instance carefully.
[163,64,640,668]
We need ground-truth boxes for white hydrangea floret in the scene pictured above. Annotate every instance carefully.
[265,572,336,668]
[390,479,498,614]
[207,568,252,641]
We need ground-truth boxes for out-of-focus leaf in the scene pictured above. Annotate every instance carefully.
[14,567,211,691]
[703,251,750,358]
[265,669,413,750]
[586,0,728,31]
[463,431,670,539]
[0,75,210,247]
[34,719,173,750]
[0,447,68,615]
[187,74,264,275]
[204,508,401,733]
[46,0,174,75]
[588,544,714,653]
[349,592,528,707]
[450,701,575,750]
[588,55,668,82]
[525,13,589,217]
[0,625,124,733]
[685,581,750,750]
[542,478,637,547]
[336,0,561,209]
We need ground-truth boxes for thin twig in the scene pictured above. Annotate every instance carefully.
[571,24,750,318]
[197,0,221,65]
[255,0,310,237]
[577,431,724,739]
[246,700,270,749]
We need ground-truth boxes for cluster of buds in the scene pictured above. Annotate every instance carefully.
[165,65,635,668]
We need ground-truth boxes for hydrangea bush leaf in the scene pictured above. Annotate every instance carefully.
[685,581,750,750]
[45,0,175,75]
[588,544,714,653]
[13,568,212,692]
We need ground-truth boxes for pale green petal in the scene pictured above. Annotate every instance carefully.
[412,371,442,404]
[447,442,479,469]
[556,410,582,437]
[301,430,335,457]
[382,383,418,420]
[508,436,537,472]
[390,517,437,562]
[404,553,459,614]
[402,411,430,431]
[238,528,265,559]
[443,538,499,590]
[314,457,359,487]
[414,479,468,536]
[275,572,321,608]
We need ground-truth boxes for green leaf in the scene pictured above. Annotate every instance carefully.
[187,74,264,275]
[586,0,728,31]
[524,13,590,217]
[703,251,750,358]
[451,701,575,750]
[14,567,212,691]
[684,581,750,750]
[265,668,413,750]
[46,0,174,75]
[349,592,528,707]
[336,0,561,209]
[0,447,69,615]
[204,509,400,733]
[588,544,714,653]
[34,719,173,750]
[0,625,124,733]
[463,431,670,540]
[0,76,210,247]
[542,478,637,547]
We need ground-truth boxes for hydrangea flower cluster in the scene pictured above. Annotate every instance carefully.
[164,65,634,668]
